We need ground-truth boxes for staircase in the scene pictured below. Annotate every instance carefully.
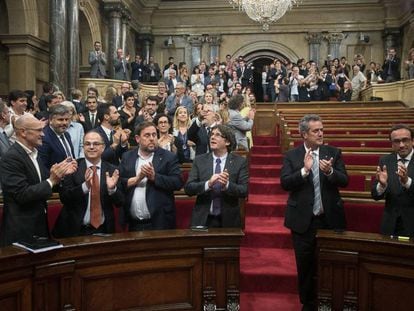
[240,136,301,310]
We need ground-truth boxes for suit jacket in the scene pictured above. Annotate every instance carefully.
[0,143,52,246]
[187,119,209,155]
[52,159,124,238]
[280,144,348,234]
[184,152,248,227]
[381,57,401,81]
[89,50,107,78]
[38,126,75,170]
[119,148,183,230]
[371,153,414,236]
[144,62,161,81]
[80,111,99,133]
[237,66,253,87]
[130,61,145,81]
[96,125,128,166]
[228,109,253,150]
[0,129,12,193]
[165,94,194,117]
[114,57,130,81]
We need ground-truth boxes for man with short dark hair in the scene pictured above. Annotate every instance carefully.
[134,96,159,127]
[80,95,99,132]
[96,103,129,166]
[372,124,414,237]
[280,114,348,311]
[89,41,107,78]
[35,94,59,120]
[38,104,75,170]
[119,121,182,231]
[185,124,248,228]
[381,47,401,83]
[52,131,124,238]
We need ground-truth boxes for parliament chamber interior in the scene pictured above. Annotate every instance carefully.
[1,0,414,310]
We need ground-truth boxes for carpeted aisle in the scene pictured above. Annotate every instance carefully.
[240,136,301,310]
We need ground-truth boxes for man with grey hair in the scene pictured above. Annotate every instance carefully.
[165,82,193,117]
[38,104,75,170]
[280,114,348,311]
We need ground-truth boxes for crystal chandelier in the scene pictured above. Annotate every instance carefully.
[228,0,300,31]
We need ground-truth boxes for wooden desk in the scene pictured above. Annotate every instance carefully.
[0,229,243,311]
[317,230,414,311]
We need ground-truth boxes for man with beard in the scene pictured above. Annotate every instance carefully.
[89,41,107,78]
[95,103,130,166]
[372,124,414,237]
[119,121,182,231]
[38,104,75,170]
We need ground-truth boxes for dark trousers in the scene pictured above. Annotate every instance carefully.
[291,214,327,309]
[80,224,105,236]
[128,218,153,231]
[206,215,222,228]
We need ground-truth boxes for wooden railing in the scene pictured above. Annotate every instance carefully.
[0,229,243,311]
[360,79,414,107]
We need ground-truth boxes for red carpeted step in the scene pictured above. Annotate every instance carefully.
[249,177,284,195]
[251,145,281,154]
[250,154,283,165]
[242,217,292,248]
[250,164,282,178]
[240,247,297,293]
[253,136,278,146]
[240,292,301,311]
[246,194,287,217]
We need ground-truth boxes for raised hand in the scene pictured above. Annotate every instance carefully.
[376,165,388,187]
[106,169,119,190]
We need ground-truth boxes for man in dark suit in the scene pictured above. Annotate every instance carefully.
[114,48,130,81]
[88,41,107,78]
[381,47,401,82]
[0,114,77,246]
[280,114,348,311]
[372,124,414,237]
[187,103,216,156]
[236,59,253,88]
[79,95,99,132]
[185,124,248,228]
[0,101,12,194]
[38,104,75,170]
[119,121,182,231]
[96,103,130,166]
[52,131,124,238]
[112,82,131,109]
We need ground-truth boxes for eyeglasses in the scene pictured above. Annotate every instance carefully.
[84,141,105,147]
[210,132,225,139]
[391,138,411,144]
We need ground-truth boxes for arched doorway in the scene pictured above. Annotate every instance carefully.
[243,50,291,102]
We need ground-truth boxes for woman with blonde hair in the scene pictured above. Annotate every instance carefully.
[173,106,194,163]
[53,90,66,103]
[104,85,118,104]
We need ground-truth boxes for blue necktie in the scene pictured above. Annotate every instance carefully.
[312,152,322,215]
[211,158,222,216]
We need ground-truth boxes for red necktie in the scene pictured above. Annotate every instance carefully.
[90,166,102,228]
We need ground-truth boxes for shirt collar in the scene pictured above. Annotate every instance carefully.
[398,149,413,162]
[213,152,228,163]
[16,140,37,156]
[85,158,102,169]
[137,149,154,161]
[304,144,319,155]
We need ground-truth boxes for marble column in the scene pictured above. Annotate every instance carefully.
[208,35,221,64]
[104,2,124,79]
[139,34,154,64]
[305,33,324,66]
[49,0,67,92]
[188,36,203,69]
[325,32,345,60]
[121,11,131,55]
[383,28,401,53]
[67,0,79,94]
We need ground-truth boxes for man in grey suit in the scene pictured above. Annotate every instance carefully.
[185,124,248,228]
[227,94,255,150]
[372,124,414,237]
[114,48,130,81]
[0,101,12,194]
[89,41,107,78]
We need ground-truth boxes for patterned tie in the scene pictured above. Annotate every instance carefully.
[90,166,102,228]
[312,152,322,215]
[60,134,73,158]
[211,158,222,216]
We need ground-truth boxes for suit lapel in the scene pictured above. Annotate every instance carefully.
[48,126,67,158]
[152,149,163,172]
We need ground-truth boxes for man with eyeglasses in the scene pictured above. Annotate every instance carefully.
[134,96,159,128]
[372,124,414,237]
[0,114,77,246]
[185,124,248,228]
[165,82,193,118]
[52,131,124,238]
[119,121,182,231]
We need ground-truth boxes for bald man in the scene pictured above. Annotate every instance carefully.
[0,115,77,246]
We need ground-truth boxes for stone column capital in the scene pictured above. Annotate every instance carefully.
[207,35,222,46]
[325,32,346,44]
[187,35,204,47]
[305,32,323,44]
